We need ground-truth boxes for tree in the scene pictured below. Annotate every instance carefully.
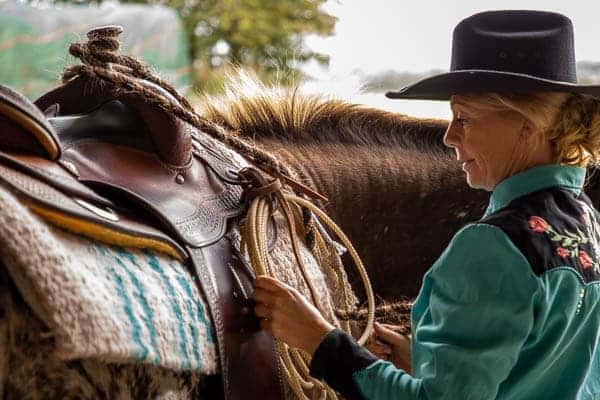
[123,0,336,91]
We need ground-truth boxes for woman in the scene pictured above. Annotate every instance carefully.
[252,10,600,399]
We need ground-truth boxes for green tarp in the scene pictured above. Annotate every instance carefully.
[0,0,191,99]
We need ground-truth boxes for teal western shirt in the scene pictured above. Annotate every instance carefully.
[310,164,600,400]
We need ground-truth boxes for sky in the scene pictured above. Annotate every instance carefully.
[302,1,600,119]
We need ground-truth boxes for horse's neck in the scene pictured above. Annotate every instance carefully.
[264,139,489,300]
[264,140,478,216]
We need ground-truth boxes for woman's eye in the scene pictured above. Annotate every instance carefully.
[455,117,468,125]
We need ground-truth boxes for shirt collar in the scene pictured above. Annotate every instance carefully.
[483,164,586,217]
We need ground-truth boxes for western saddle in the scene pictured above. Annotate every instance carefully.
[0,26,288,399]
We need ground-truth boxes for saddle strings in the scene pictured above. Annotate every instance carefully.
[64,27,377,399]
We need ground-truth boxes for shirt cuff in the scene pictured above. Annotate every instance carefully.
[309,328,378,400]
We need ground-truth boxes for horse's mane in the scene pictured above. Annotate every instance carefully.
[198,70,451,153]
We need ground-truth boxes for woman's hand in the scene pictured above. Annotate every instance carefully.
[365,322,412,373]
[252,276,335,356]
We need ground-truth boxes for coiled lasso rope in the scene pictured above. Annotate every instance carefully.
[239,167,376,400]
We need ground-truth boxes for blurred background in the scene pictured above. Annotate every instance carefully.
[1,0,599,119]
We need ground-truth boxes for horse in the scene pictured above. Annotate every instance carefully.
[199,73,600,309]
[0,28,363,400]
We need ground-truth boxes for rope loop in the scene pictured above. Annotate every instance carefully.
[238,167,282,215]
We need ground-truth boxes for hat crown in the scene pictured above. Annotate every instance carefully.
[451,10,577,83]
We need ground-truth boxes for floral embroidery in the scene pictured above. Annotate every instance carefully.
[555,247,569,258]
[576,200,600,271]
[528,215,599,272]
[579,250,593,269]
[528,216,548,233]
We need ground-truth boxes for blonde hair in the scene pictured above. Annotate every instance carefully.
[457,91,600,167]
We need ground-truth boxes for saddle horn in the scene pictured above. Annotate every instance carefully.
[35,25,193,168]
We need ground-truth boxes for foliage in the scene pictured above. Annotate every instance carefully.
[121,0,336,92]
[2,1,190,98]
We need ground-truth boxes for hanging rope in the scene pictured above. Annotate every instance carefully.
[239,167,375,400]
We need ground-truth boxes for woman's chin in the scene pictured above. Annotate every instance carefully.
[466,175,494,191]
[465,173,484,190]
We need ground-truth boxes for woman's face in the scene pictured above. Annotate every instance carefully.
[443,95,534,191]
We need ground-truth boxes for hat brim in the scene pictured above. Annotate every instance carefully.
[385,69,600,101]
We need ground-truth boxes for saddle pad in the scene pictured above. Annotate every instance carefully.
[0,184,218,374]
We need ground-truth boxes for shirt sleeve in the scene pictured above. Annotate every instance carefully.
[309,223,540,400]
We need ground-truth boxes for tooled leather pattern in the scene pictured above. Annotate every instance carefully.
[8,75,282,399]
[48,99,247,248]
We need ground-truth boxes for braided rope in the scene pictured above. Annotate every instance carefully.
[63,28,296,181]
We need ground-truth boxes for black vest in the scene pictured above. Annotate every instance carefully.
[480,187,600,283]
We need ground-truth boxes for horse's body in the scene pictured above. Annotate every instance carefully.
[201,84,485,302]
[6,35,600,398]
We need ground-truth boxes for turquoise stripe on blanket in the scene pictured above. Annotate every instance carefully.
[80,241,216,372]
[117,248,162,365]
[175,273,203,367]
[145,250,191,369]
[0,186,218,375]
[94,245,150,360]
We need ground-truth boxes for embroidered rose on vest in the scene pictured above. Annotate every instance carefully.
[555,247,569,258]
[579,250,593,269]
[528,216,548,233]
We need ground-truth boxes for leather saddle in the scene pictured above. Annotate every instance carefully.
[0,59,283,400]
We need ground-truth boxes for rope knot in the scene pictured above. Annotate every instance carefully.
[238,167,283,212]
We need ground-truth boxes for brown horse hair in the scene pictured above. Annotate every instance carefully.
[198,71,462,334]
[199,69,451,154]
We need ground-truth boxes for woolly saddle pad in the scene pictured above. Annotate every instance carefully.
[0,180,357,398]
[0,183,218,374]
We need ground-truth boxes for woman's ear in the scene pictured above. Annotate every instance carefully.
[519,119,544,148]
[519,119,533,139]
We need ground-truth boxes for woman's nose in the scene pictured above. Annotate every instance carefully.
[443,123,460,148]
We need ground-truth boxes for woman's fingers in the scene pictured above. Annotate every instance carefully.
[374,322,410,346]
[379,323,404,332]
[260,317,273,333]
[252,285,276,305]
[365,339,392,359]
[252,286,280,323]
[250,274,335,354]
[254,275,288,292]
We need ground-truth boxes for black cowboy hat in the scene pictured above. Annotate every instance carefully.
[386,10,600,101]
